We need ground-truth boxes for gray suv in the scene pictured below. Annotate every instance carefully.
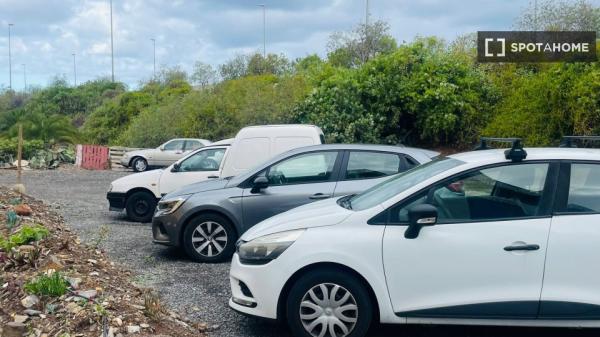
[152,144,438,262]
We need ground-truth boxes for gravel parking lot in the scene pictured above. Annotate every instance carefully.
[0,167,596,337]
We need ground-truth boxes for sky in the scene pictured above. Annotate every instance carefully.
[0,0,558,89]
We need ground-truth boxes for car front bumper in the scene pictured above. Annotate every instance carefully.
[107,192,127,211]
[119,157,130,167]
[229,253,289,320]
[152,211,182,247]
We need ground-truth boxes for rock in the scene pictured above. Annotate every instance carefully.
[126,325,140,334]
[3,322,26,337]
[44,255,65,271]
[75,289,97,300]
[66,302,83,314]
[11,184,26,194]
[87,259,97,264]
[13,315,28,323]
[131,304,144,310]
[21,295,39,308]
[24,309,42,316]
[89,271,100,276]
[112,317,123,327]
[139,323,149,329]
[65,276,82,289]
[14,204,32,216]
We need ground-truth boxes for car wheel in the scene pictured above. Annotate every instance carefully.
[125,191,157,222]
[132,157,148,172]
[183,213,237,263]
[286,269,372,337]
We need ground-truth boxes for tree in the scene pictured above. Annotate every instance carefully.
[327,20,397,68]
[247,53,293,76]
[219,54,249,81]
[516,0,600,31]
[7,112,79,145]
[191,61,218,87]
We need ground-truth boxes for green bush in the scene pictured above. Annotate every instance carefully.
[24,272,69,297]
[0,138,45,158]
[0,224,49,251]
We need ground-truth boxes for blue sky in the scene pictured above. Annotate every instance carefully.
[0,0,562,89]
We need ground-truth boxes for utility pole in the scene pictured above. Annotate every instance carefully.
[8,23,14,90]
[110,0,115,82]
[257,4,266,58]
[534,0,538,30]
[72,53,77,86]
[365,0,370,27]
[150,38,156,78]
[22,64,26,91]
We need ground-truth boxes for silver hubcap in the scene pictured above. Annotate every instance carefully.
[135,159,147,171]
[300,283,358,337]
[191,221,228,257]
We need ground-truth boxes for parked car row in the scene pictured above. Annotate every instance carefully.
[109,131,600,337]
[120,138,212,172]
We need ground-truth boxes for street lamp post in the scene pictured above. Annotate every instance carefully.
[8,23,14,90]
[110,0,115,82]
[257,4,266,58]
[72,53,77,86]
[22,64,26,91]
[150,38,156,78]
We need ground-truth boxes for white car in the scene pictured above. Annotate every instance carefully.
[229,137,600,337]
[108,125,325,222]
[120,138,212,172]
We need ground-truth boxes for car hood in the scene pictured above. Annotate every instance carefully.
[165,177,232,198]
[111,169,163,190]
[241,197,353,241]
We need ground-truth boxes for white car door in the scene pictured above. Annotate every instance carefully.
[158,147,227,195]
[381,162,556,319]
[540,162,600,319]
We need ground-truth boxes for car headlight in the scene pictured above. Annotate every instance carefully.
[237,229,305,265]
[156,195,190,215]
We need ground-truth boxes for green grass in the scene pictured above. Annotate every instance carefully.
[24,272,69,297]
[0,224,49,251]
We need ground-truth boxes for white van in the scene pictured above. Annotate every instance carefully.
[107,125,324,222]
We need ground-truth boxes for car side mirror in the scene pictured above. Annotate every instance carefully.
[171,163,180,172]
[251,176,269,194]
[404,204,438,239]
[159,145,165,151]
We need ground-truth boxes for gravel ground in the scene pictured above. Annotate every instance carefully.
[0,167,596,337]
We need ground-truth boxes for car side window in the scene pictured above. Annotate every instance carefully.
[184,140,202,151]
[389,163,550,223]
[566,163,600,213]
[178,148,225,172]
[266,152,338,186]
[164,140,184,151]
[345,151,401,180]
[404,156,419,169]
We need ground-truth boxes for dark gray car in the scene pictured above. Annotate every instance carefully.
[152,144,438,262]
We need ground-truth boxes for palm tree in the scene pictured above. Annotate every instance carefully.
[7,112,80,145]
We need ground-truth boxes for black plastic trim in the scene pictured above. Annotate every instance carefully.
[107,192,127,210]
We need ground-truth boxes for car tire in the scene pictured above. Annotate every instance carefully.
[183,213,237,263]
[125,191,157,223]
[286,269,372,337]
[132,157,148,172]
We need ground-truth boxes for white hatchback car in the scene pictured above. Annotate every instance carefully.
[229,137,600,337]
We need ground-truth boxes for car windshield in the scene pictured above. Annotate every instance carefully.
[343,157,465,211]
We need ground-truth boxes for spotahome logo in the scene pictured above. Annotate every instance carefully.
[477,31,597,62]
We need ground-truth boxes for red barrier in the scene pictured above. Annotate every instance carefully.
[80,145,110,170]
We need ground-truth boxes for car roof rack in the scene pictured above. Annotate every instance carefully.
[474,137,527,162]
[559,136,600,148]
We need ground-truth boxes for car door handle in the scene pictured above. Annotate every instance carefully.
[207,175,218,179]
[504,244,540,252]
[309,193,331,200]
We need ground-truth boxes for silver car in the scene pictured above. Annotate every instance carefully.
[152,144,438,262]
[120,138,212,172]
